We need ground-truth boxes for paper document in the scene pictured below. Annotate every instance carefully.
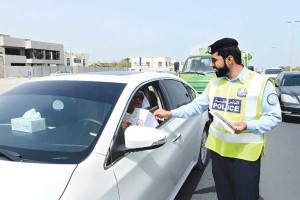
[123,108,158,128]
[209,111,236,134]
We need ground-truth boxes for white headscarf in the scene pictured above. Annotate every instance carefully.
[137,90,150,108]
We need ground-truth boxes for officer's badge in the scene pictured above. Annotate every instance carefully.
[267,93,279,105]
[237,87,247,97]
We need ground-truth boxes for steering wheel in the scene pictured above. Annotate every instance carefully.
[76,118,102,145]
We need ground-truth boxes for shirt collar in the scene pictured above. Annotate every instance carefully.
[224,67,250,84]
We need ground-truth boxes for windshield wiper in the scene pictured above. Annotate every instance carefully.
[0,149,22,162]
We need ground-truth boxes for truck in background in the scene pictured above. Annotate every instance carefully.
[179,48,253,93]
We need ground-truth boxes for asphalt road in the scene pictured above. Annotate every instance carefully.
[176,118,300,200]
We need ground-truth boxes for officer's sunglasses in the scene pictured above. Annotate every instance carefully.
[211,58,222,64]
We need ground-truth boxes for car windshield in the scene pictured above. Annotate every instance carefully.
[0,81,125,164]
[182,56,214,73]
[265,69,282,74]
[282,74,300,86]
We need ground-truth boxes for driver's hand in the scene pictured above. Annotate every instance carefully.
[122,121,131,130]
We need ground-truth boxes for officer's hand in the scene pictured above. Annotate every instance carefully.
[154,109,172,121]
[232,121,247,134]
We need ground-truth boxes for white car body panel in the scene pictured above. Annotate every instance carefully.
[0,161,76,200]
[61,154,119,200]
[114,115,207,200]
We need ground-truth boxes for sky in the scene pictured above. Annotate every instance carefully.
[1,0,300,69]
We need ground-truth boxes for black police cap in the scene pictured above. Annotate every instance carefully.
[207,38,238,54]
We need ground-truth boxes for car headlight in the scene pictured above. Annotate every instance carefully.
[281,94,299,104]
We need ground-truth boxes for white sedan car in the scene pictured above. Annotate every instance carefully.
[0,72,210,200]
[262,68,283,79]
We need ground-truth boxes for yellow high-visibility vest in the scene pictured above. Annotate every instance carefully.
[205,72,268,161]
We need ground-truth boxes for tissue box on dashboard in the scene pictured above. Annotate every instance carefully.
[11,117,46,133]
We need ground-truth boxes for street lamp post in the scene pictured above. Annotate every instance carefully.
[286,20,300,71]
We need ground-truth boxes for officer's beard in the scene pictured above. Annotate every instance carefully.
[215,63,230,77]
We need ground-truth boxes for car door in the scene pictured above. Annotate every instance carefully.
[159,79,204,183]
[111,80,189,200]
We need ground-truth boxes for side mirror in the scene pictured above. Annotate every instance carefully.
[124,126,166,152]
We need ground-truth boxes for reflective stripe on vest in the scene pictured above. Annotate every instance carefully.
[245,73,265,121]
[210,123,263,143]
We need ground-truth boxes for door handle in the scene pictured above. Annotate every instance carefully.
[173,133,182,143]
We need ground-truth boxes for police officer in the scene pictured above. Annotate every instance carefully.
[154,38,282,200]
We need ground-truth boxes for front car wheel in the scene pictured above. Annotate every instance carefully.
[194,124,210,170]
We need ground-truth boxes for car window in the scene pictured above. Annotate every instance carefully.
[182,56,213,73]
[265,69,283,74]
[0,81,125,164]
[275,73,283,86]
[283,74,300,86]
[106,82,161,167]
[161,79,194,109]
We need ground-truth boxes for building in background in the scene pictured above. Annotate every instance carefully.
[0,34,64,67]
[0,34,64,77]
[64,52,89,67]
[0,34,90,77]
[130,57,184,72]
[130,56,173,72]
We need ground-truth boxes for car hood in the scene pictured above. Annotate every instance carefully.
[0,161,76,200]
[280,86,300,95]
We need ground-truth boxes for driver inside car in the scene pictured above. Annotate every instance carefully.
[122,90,158,130]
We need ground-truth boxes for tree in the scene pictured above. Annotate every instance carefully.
[117,58,131,68]
[112,61,118,67]
[90,58,131,68]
